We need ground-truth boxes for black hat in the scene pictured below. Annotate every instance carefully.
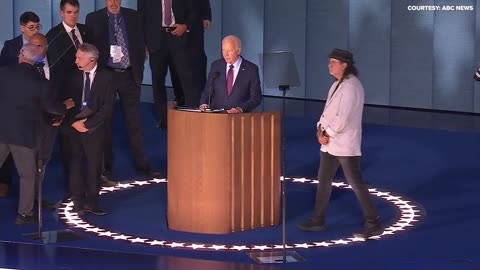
[329,48,354,64]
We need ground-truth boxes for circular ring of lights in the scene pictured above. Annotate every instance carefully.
[59,177,423,251]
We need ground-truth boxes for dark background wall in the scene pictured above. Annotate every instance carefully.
[1,0,478,112]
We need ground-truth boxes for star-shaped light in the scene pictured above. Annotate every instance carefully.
[374,191,391,197]
[273,244,293,249]
[314,241,332,247]
[129,237,148,243]
[113,234,131,240]
[118,183,134,189]
[98,231,117,237]
[209,245,227,250]
[252,245,270,251]
[292,178,310,183]
[133,181,150,186]
[75,223,93,229]
[230,245,250,251]
[85,227,104,233]
[332,182,347,187]
[147,240,165,246]
[150,179,167,183]
[187,244,205,249]
[294,243,314,248]
[348,237,366,242]
[165,242,185,248]
[332,239,350,245]
[392,200,411,205]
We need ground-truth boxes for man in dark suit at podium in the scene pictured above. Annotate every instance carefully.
[199,35,262,113]
[60,43,114,216]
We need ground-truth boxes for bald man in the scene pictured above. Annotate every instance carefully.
[29,33,50,80]
[0,43,69,223]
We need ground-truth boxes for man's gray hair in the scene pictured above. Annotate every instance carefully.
[222,35,242,50]
[19,43,44,64]
[78,43,99,60]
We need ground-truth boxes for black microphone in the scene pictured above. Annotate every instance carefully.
[76,59,95,70]
[208,71,220,110]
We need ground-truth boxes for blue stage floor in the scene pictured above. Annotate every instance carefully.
[0,96,479,270]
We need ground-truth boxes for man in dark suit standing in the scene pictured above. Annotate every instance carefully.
[46,0,92,94]
[199,35,262,113]
[0,43,68,224]
[60,43,114,216]
[30,33,72,208]
[86,0,151,181]
[0,11,42,197]
[170,0,211,107]
[138,0,200,130]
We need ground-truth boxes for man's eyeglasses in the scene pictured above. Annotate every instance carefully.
[22,24,42,31]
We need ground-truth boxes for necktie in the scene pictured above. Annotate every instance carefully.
[226,64,234,96]
[71,28,81,49]
[34,62,46,79]
[164,0,172,26]
[83,72,91,109]
[114,15,130,68]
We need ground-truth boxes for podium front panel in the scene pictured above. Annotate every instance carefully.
[168,109,280,234]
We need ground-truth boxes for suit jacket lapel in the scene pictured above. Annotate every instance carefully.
[90,69,101,95]
[101,9,110,40]
[325,81,342,108]
[73,70,84,115]
[231,59,246,94]
[123,9,135,46]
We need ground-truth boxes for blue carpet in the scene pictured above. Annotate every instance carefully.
[0,103,479,269]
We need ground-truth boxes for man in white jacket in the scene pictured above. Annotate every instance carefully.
[298,48,383,239]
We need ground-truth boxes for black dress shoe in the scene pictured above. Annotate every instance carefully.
[101,172,112,181]
[15,213,36,225]
[297,218,326,232]
[136,166,164,179]
[100,173,117,187]
[352,224,384,239]
[156,120,167,130]
[101,179,117,187]
[84,206,107,216]
[71,203,84,214]
[149,170,164,179]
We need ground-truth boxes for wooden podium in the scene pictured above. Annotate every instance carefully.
[167,108,281,234]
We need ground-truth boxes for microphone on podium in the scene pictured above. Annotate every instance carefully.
[208,71,220,110]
